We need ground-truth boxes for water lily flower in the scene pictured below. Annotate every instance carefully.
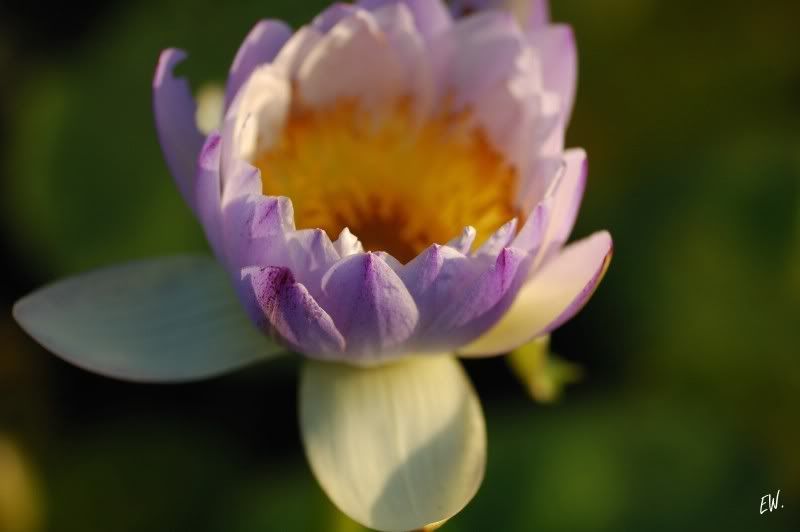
[13,1,612,530]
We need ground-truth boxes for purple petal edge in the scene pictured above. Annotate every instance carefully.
[225,20,293,108]
[243,266,345,356]
[153,48,205,211]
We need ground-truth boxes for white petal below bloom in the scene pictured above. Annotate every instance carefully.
[299,356,486,532]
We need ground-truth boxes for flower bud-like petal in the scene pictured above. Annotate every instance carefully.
[153,49,205,209]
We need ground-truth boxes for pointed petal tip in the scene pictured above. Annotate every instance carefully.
[154,48,188,87]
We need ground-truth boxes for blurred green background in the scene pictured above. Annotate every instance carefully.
[0,0,798,530]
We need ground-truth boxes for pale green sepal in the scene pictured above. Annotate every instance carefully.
[13,255,286,382]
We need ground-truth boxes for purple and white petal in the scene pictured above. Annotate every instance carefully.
[459,230,612,356]
[272,26,325,77]
[243,266,345,356]
[225,20,293,108]
[515,155,562,209]
[369,2,436,115]
[446,226,477,255]
[320,253,419,363]
[312,3,362,33]
[232,64,291,162]
[475,218,517,257]
[285,228,341,300]
[333,228,364,257]
[511,201,549,252]
[525,0,550,29]
[374,251,404,272]
[222,194,295,270]
[428,247,530,348]
[535,148,587,264]
[358,0,453,39]
[451,0,550,30]
[403,246,530,351]
[194,133,225,261]
[435,10,560,166]
[297,9,415,111]
[529,23,577,127]
[153,49,205,210]
[222,193,341,299]
[399,244,483,346]
[440,11,530,106]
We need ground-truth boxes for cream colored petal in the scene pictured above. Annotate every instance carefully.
[297,10,409,111]
[233,64,291,161]
[299,356,486,532]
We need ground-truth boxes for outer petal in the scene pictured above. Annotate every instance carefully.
[285,228,341,301]
[451,0,549,30]
[320,253,419,363]
[401,246,530,351]
[399,245,483,345]
[222,194,295,269]
[232,64,291,162]
[431,247,530,344]
[299,356,485,532]
[530,23,577,126]
[272,26,325,77]
[459,231,612,356]
[369,3,436,115]
[536,148,587,264]
[475,218,517,257]
[242,266,345,356]
[515,155,561,210]
[194,133,224,261]
[524,0,550,28]
[221,193,343,293]
[225,20,293,108]
[12,256,285,382]
[435,11,558,167]
[153,49,205,210]
[334,228,364,257]
[441,11,529,106]
[512,201,549,252]
[446,226,476,254]
[358,0,453,39]
[297,9,413,110]
[312,3,361,32]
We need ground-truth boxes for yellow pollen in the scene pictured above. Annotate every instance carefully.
[255,98,521,263]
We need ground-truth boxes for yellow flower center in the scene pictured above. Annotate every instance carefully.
[255,98,521,263]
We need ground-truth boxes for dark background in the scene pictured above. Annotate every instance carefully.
[0,1,798,530]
